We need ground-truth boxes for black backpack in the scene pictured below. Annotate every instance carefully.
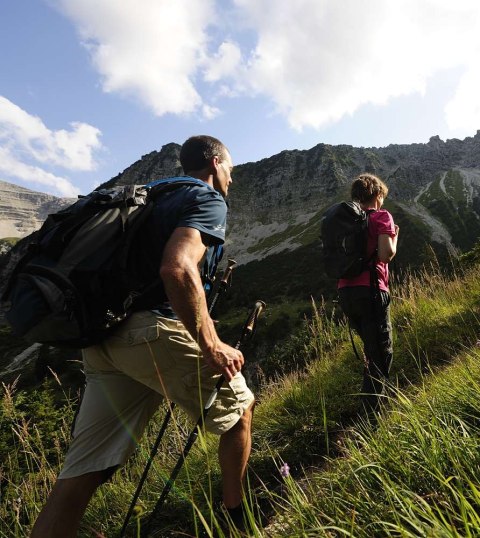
[1,177,207,348]
[320,201,375,279]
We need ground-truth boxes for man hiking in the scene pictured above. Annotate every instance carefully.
[31,135,255,537]
[337,173,399,412]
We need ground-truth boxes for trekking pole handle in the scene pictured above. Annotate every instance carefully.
[208,258,237,315]
[204,300,265,409]
[222,258,237,286]
[235,300,266,348]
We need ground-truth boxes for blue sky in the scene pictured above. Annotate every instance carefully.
[1,0,479,197]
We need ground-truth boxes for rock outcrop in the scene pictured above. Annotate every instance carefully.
[0,179,74,239]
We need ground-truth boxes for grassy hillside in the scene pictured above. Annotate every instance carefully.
[1,260,479,536]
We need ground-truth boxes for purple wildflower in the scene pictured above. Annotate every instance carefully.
[279,462,290,478]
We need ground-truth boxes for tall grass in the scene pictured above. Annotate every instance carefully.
[0,262,479,536]
[268,348,480,537]
[0,381,77,537]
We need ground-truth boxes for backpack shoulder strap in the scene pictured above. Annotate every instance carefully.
[145,176,211,195]
[203,243,224,298]
[365,209,378,263]
[365,207,374,226]
[366,209,382,309]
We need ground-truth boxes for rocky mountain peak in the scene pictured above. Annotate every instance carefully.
[98,142,182,190]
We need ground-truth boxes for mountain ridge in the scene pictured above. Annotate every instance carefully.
[2,131,480,267]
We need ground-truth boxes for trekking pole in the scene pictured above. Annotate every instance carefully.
[147,299,266,533]
[119,402,174,537]
[208,258,237,316]
[119,262,239,537]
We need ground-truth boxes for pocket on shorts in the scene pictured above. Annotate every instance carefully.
[110,319,160,347]
[126,325,160,346]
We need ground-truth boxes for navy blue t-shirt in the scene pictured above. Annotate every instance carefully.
[135,176,227,317]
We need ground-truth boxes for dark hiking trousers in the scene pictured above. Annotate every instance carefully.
[338,286,393,411]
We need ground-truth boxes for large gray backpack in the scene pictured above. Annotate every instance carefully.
[1,177,204,348]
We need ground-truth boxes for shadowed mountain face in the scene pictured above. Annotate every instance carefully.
[226,133,480,264]
[2,133,480,272]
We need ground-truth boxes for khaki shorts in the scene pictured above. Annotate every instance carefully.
[59,311,254,479]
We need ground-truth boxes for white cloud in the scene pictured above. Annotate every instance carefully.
[0,96,101,196]
[445,67,480,132]
[55,0,216,117]
[51,0,480,134]
[231,0,480,130]
[204,41,242,82]
[51,121,102,170]
[202,104,221,120]
[0,147,80,198]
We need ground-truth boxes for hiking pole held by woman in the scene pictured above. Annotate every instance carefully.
[146,299,266,533]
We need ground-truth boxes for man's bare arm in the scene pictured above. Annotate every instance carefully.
[160,226,243,381]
